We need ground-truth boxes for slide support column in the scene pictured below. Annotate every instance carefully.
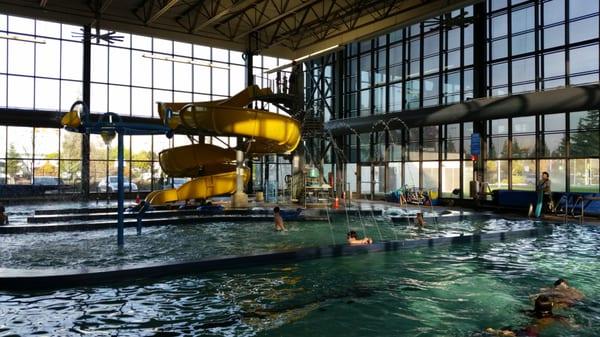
[232,149,249,207]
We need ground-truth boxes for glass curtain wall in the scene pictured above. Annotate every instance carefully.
[484,0,600,193]
[0,16,83,189]
[484,110,598,193]
[341,6,475,196]
[335,0,600,198]
[0,13,288,194]
[487,0,600,94]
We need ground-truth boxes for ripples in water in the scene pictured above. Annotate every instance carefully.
[0,217,539,269]
[0,224,598,336]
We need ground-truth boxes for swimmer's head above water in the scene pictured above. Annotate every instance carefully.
[554,278,568,288]
[347,230,358,239]
[534,295,553,318]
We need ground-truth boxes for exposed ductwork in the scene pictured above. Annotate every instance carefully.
[325,85,600,135]
[0,0,481,59]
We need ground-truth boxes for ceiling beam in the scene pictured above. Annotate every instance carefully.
[176,0,205,20]
[260,0,371,51]
[235,0,321,40]
[99,0,113,14]
[193,0,259,33]
[147,0,179,24]
[287,0,482,58]
[0,0,483,60]
[88,0,114,28]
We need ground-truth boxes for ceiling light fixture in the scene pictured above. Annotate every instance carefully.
[0,33,46,44]
[142,53,229,70]
[265,44,342,74]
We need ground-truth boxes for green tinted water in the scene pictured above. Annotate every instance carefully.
[0,216,535,269]
[0,224,598,336]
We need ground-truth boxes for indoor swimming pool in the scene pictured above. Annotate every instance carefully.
[0,215,540,269]
[0,224,598,336]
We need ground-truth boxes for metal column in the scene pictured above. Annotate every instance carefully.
[81,25,91,200]
[472,1,488,189]
[473,2,487,99]
[334,50,344,196]
[245,49,254,193]
[117,131,125,246]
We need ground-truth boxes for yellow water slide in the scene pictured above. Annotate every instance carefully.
[145,85,301,205]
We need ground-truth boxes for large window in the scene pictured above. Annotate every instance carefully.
[481,111,599,192]
[488,0,600,94]
[341,6,473,115]
[88,35,244,192]
[570,159,599,192]
[0,13,289,193]
[334,1,600,198]
[0,17,83,188]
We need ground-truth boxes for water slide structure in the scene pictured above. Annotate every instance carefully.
[144,85,301,205]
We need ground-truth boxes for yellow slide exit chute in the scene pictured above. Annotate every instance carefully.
[145,169,250,205]
[147,85,301,205]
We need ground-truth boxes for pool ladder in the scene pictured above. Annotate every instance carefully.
[555,194,591,224]
[572,195,600,224]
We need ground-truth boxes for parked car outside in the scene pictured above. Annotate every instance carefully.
[33,176,71,194]
[97,176,139,192]
[33,176,64,185]
[162,177,188,189]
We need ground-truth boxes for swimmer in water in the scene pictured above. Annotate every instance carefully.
[415,212,426,227]
[346,230,373,245]
[522,294,570,336]
[274,206,286,231]
[479,295,571,337]
[533,278,584,309]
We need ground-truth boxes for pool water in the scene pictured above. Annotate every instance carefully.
[0,216,538,269]
[0,224,599,336]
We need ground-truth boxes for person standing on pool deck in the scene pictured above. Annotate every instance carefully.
[537,172,551,215]
[274,206,286,231]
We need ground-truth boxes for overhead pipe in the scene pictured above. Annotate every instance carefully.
[325,85,600,135]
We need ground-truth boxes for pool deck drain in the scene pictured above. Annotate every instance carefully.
[0,225,554,291]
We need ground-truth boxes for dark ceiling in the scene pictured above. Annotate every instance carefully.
[0,0,480,59]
